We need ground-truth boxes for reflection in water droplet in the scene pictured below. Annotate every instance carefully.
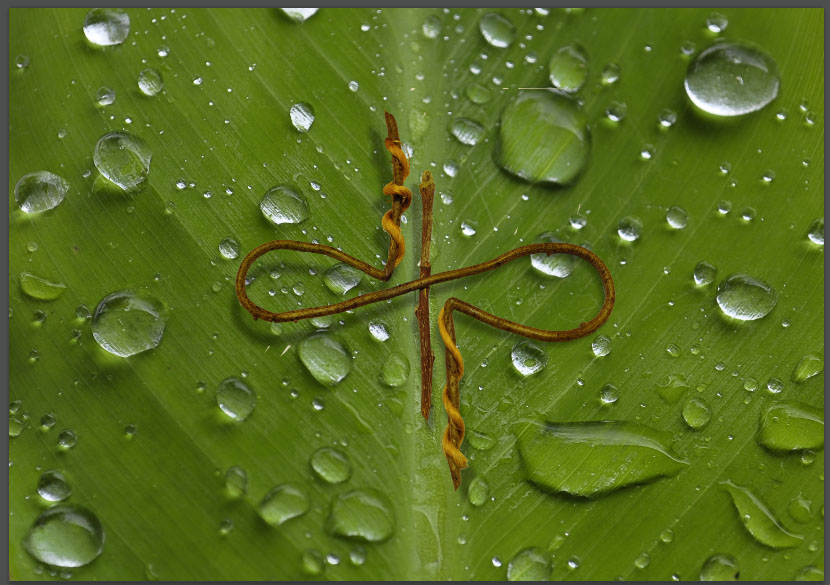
[381,353,410,387]
[216,378,256,422]
[83,8,130,46]
[507,547,550,581]
[600,383,619,405]
[290,102,315,132]
[600,62,621,85]
[23,505,104,568]
[93,131,152,191]
[258,483,310,526]
[658,109,678,129]
[450,117,485,146]
[700,553,739,581]
[605,101,627,123]
[705,12,729,33]
[137,68,163,97]
[460,220,478,237]
[327,488,395,542]
[511,341,548,377]
[549,43,589,93]
[298,333,352,387]
[92,290,166,357]
[479,13,516,48]
[14,171,69,214]
[310,447,351,484]
[19,273,67,301]
[716,274,777,321]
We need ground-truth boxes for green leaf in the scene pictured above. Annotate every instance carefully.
[10,7,823,581]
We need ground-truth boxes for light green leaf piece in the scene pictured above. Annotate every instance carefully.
[517,420,688,497]
[757,401,824,452]
[721,480,804,549]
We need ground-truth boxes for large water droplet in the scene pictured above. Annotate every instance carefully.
[682,397,711,430]
[496,91,590,185]
[684,42,780,117]
[37,470,71,502]
[83,8,130,46]
[92,290,166,357]
[327,488,394,542]
[289,102,315,132]
[258,483,310,526]
[518,420,688,497]
[530,233,575,277]
[216,378,256,422]
[700,553,739,581]
[19,272,67,301]
[298,333,352,387]
[478,13,516,48]
[14,171,69,214]
[720,480,803,548]
[323,263,362,295]
[450,117,485,146]
[260,185,309,226]
[507,547,550,581]
[511,341,548,377]
[93,131,152,191]
[23,505,104,568]
[716,274,777,321]
[757,401,823,452]
[137,68,163,97]
[310,447,351,484]
[792,353,823,383]
[548,44,589,93]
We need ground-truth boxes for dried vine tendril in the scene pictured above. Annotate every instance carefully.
[235,112,616,490]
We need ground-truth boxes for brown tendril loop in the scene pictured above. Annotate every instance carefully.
[381,137,411,270]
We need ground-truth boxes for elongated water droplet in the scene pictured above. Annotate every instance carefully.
[716,274,777,321]
[258,483,310,526]
[788,494,813,524]
[23,505,104,568]
[37,470,71,502]
[14,171,69,214]
[137,68,163,97]
[511,341,548,377]
[479,13,516,48]
[450,117,485,146]
[507,547,550,581]
[757,401,823,452]
[92,291,165,357]
[792,353,823,383]
[260,185,309,225]
[216,378,256,422]
[19,273,67,301]
[682,397,711,430]
[289,102,315,132]
[518,420,688,497]
[93,131,152,191]
[83,8,130,46]
[548,44,589,93]
[323,263,362,295]
[311,447,351,484]
[327,488,394,542]
[700,553,739,581]
[298,333,352,387]
[720,480,803,548]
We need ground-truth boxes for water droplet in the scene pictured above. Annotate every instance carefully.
[467,476,489,506]
[569,214,587,230]
[443,160,458,178]
[684,42,780,117]
[422,15,441,39]
[289,102,315,132]
[311,315,332,328]
[666,344,681,357]
[591,335,612,357]
[348,80,359,92]
[721,480,803,548]
[92,290,166,357]
[301,549,324,575]
[757,401,823,452]
[518,420,688,497]
[693,261,717,286]
[93,131,152,191]
[465,83,492,104]
[311,447,351,484]
[530,233,576,277]
[787,494,813,524]
[327,488,395,542]
[23,505,104,567]
[260,185,310,225]
[700,553,739,581]
[14,171,69,214]
[511,341,548,377]
[705,12,728,33]
[467,430,495,451]
[83,8,130,46]
[600,383,619,405]
[368,320,389,342]
[659,527,674,543]
[258,483,310,526]
[795,566,824,581]
[95,86,115,106]
[640,144,655,160]
[137,68,163,97]
[617,216,643,242]
[792,353,823,383]
[281,8,318,22]
[218,237,240,260]
[19,273,67,301]
[666,206,688,229]
[460,220,478,237]
[40,413,56,431]
[716,274,777,321]
[450,117,485,146]
[323,263,362,295]
[807,218,824,246]
[496,91,590,185]
[15,54,29,69]
[224,465,247,498]
[349,546,367,566]
[658,109,678,129]
[548,43,589,93]
[634,552,651,569]
[216,378,256,422]
[381,353,410,387]
[682,397,711,430]
[37,470,71,502]
[507,547,550,581]
[479,13,516,48]
[605,101,627,122]
[600,62,621,85]
[298,333,352,387]
[766,377,784,394]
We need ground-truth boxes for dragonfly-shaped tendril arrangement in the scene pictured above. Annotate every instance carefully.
[235,112,616,490]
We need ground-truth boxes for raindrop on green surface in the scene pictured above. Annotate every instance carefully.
[19,273,67,301]
[530,233,575,277]
[281,8,318,22]
[218,518,234,536]
[693,261,717,286]
[216,378,256,422]
[349,546,367,566]
[716,274,777,321]
[465,82,492,104]
[658,109,678,129]
[756,401,823,452]
[467,476,489,507]
[705,12,728,33]
[659,527,674,543]
[9,417,25,438]
[684,42,780,117]
[310,447,351,484]
[806,218,823,245]
[258,484,310,526]
[548,44,589,93]
[605,101,627,123]
[381,353,410,387]
[14,171,69,214]
[137,68,163,97]
[699,553,739,581]
[634,552,650,569]
[24,505,104,568]
[617,216,642,242]
[600,383,619,405]
[95,86,115,106]
[792,353,823,383]
[218,237,240,260]
[478,13,516,48]
[511,340,548,377]
[298,333,352,387]
[260,185,309,226]
[289,102,315,132]
[93,131,152,191]
[91,290,166,357]
[450,117,485,146]
[666,206,688,229]
[682,397,711,430]
[655,375,689,404]
[787,494,813,524]
[591,335,612,357]
[57,429,77,450]
[327,488,395,542]
[40,413,56,431]
[795,566,824,581]
[467,430,495,450]
[506,547,550,581]
[37,470,71,503]
[422,15,441,39]
[83,8,130,46]
[224,465,248,498]
[600,62,621,85]
[324,262,362,294]
[368,320,389,342]
[460,220,478,237]
[496,91,590,185]
[720,480,803,548]
[301,549,324,575]
[15,54,29,70]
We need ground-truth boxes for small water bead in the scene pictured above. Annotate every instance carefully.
[600,62,621,85]
[529,233,576,277]
[368,320,390,342]
[218,237,240,260]
[137,68,163,97]
[301,549,324,576]
[761,169,775,184]
[292,282,306,296]
[548,43,589,92]
[465,82,492,104]
[93,131,152,191]
[634,552,651,569]
[693,261,717,286]
[348,80,359,92]
[15,54,29,69]
[450,117,485,146]
[716,274,777,321]
[381,353,410,387]
[640,144,655,160]
[660,527,674,543]
[682,397,712,430]
[460,220,478,237]
[569,214,587,230]
[310,447,351,483]
[83,8,130,46]
[496,90,590,185]
[216,378,256,422]
[684,41,780,117]
[218,518,234,536]
[600,383,619,405]
[310,315,332,329]
[23,505,104,568]
[666,343,681,357]
[567,557,580,570]
[705,12,728,33]
[38,470,71,502]
[95,86,115,106]
[9,417,25,438]
[258,483,310,526]
[510,340,548,376]
[807,218,823,245]
[464,476,490,508]
[14,171,69,214]
[324,263,362,295]
[349,546,367,566]
[27,241,39,253]
[422,15,442,39]
[507,547,550,581]
[740,207,756,222]
[92,290,166,357]
[700,553,739,581]
[19,273,67,301]
[326,488,395,542]
[260,185,310,225]
[658,109,678,129]
[281,7,319,22]
[717,200,732,215]
[443,160,458,177]
[605,101,627,122]
[591,335,612,357]
[298,333,352,387]
[665,206,688,230]
[792,353,823,383]
[479,12,516,48]
[289,102,315,132]
[617,216,642,242]
[40,413,56,431]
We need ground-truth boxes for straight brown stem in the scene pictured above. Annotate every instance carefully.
[416,171,436,420]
